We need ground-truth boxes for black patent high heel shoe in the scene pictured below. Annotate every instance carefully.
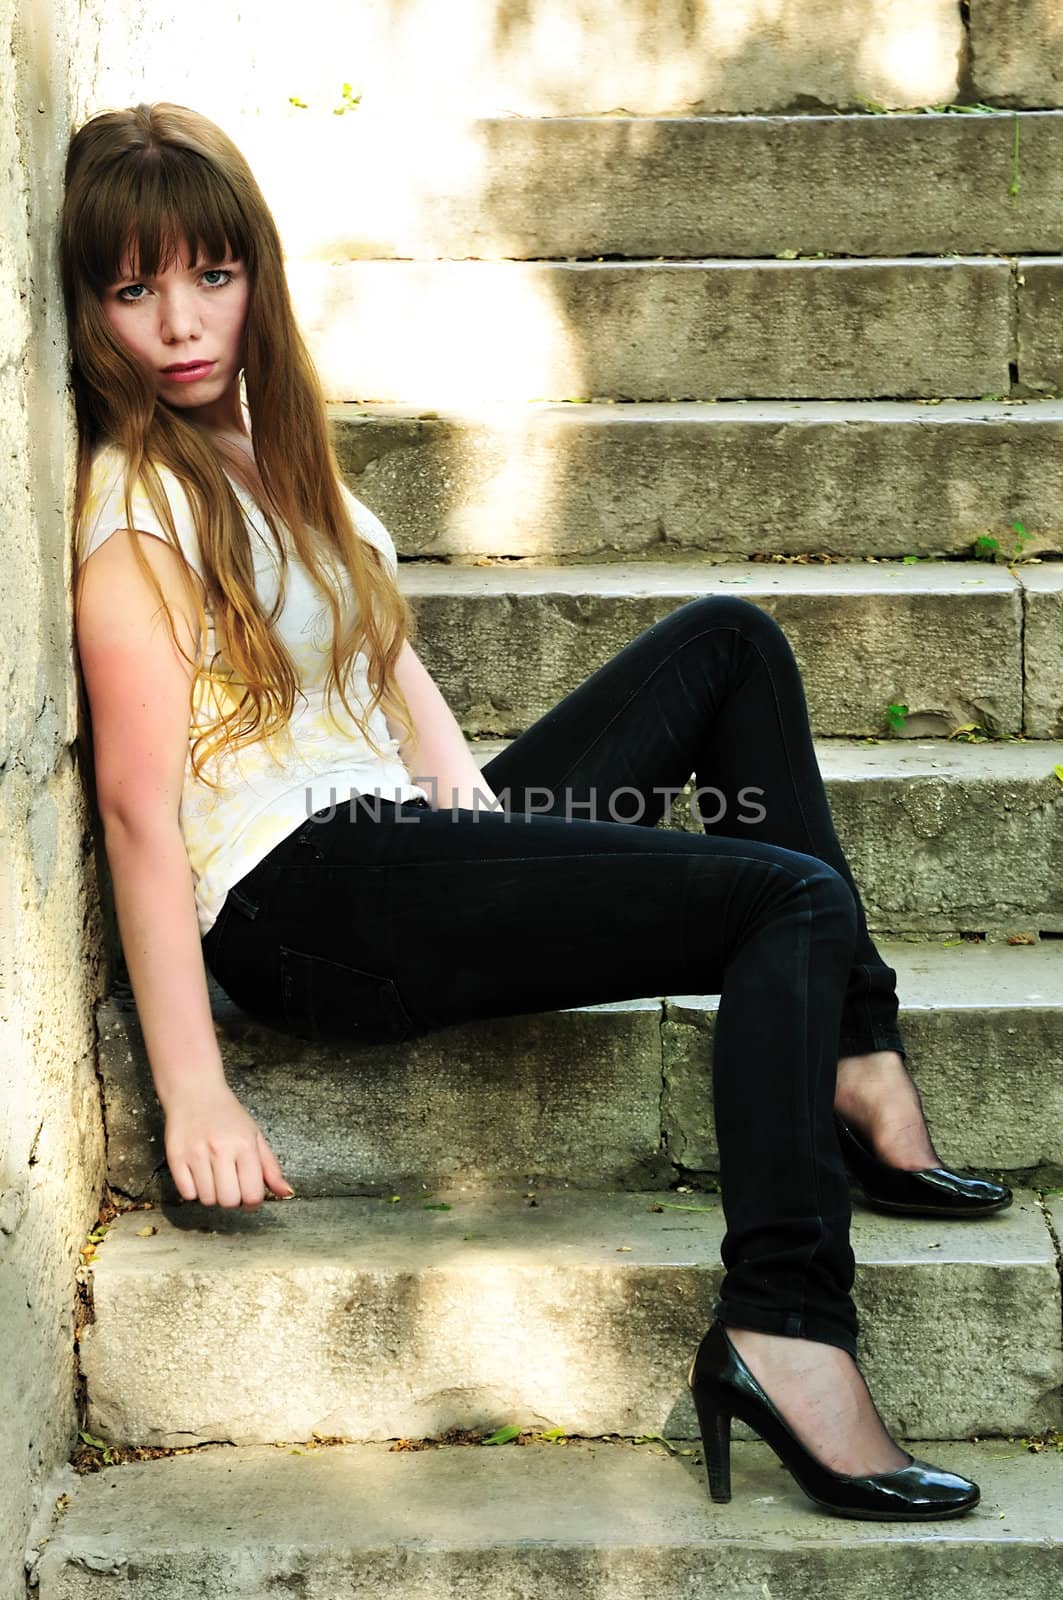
[688,1321,980,1521]
[835,1113,1012,1218]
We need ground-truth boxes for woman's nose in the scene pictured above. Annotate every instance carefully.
[159,290,202,343]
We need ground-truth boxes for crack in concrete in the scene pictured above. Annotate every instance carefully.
[957,1,975,103]
[1033,1190,1063,1374]
[1009,256,1023,396]
[655,999,670,1174]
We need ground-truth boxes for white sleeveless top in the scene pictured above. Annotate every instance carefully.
[80,439,429,936]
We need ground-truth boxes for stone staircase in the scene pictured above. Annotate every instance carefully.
[36,66,1063,1600]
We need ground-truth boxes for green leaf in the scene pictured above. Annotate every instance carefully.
[78,1430,107,1449]
[423,1202,452,1211]
[1053,765,1063,785]
[482,1424,523,1446]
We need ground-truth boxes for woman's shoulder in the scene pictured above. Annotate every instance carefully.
[338,481,398,577]
[81,441,204,571]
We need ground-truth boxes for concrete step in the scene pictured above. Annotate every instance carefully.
[972,1,1063,109]
[1022,564,1063,736]
[662,938,1063,1183]
[34,1438,1063,1599]
[271,112,1063,263]
[649,737,1063,934]
[75,1190,1061,1447]
[289,256,1018,404]
[1019,259,1063,395]
[332,398,1063,563]
[101,932,1063,1203]
[398,563,1026,737]
[205,0,964,127]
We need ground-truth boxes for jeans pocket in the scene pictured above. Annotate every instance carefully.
[278,945,415,1045]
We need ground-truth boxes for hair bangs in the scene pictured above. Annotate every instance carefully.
[81,144,254,292]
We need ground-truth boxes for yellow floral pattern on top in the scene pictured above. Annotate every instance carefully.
[80,441,429,936]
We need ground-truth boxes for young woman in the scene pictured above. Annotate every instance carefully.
[64,102,1008,1522]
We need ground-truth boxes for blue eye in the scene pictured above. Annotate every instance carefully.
[116,283,147,302]
[202,269,232,288]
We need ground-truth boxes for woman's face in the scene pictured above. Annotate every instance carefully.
[100,235,250,430]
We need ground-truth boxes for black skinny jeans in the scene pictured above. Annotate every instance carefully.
[201,596,906,1358]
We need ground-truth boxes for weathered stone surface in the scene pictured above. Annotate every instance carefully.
[78,1189,1059,1448]
[1021,565,1063,736]
[663,940,1063,1179]
[401,565,1023,738]
[1048,1199,1063,1252]
[99,988,669,1202]
[970,0,1063,107]
[1017,258,1063,395]
[333,399,1063,563]
[817,740,1063,933]
[34,1438,1063,1600]
[272,112,1063,263]
[1,6,109,1599]
[289,258,1012,404]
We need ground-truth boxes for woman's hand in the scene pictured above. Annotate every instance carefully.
[162,1079,295,1211]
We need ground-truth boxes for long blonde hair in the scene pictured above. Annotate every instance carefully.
[62,101,416,789]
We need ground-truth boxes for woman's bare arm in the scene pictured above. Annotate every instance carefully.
[77,529,227,1105]
[76,529,292,1206]
[388,639,499,811]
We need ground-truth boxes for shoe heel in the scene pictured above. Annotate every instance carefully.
[692,1387,732,1502]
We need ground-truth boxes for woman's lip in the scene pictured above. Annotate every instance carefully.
[161,361,216,380]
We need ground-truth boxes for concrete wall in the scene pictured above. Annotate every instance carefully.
[1,2,107,1594]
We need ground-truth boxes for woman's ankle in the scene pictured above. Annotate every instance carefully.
[725,1326,910,1477]
[835,1050,939,1170]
